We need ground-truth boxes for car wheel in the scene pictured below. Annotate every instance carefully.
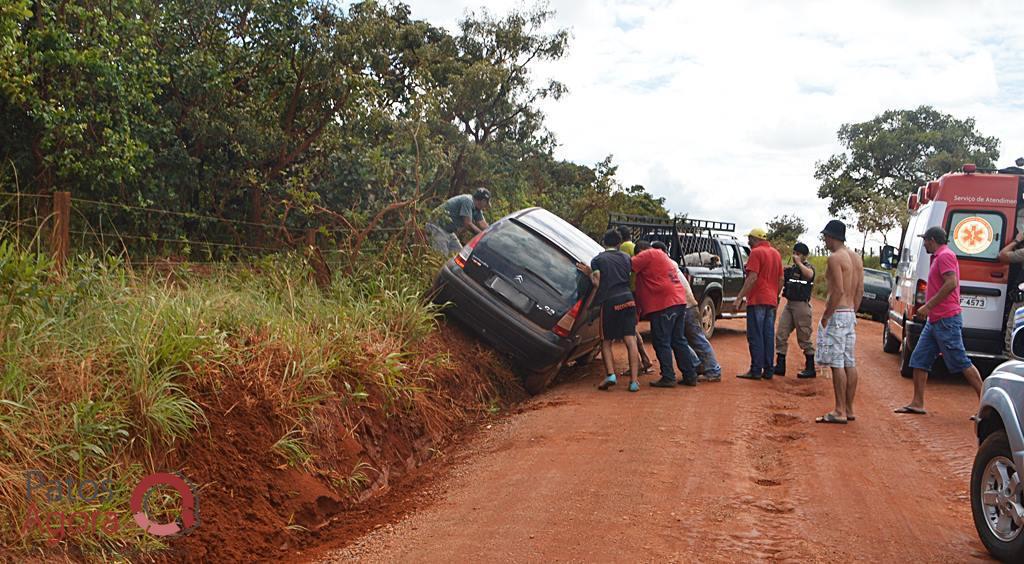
[899,324,914,378]
[699,296,717,340]
[971,430,1024,562]
[522,361,564,396]
[883,315,900,354]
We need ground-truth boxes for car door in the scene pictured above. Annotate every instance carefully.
[721,242,745,297]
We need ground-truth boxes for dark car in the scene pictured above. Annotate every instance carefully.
[859,268,893,322]
[432,207,604,395]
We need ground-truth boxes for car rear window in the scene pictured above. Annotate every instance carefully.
[479,221,580,299]
[946,211,1005,261]
[864,270,891,286]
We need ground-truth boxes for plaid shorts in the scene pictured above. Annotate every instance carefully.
[814,310,857,368]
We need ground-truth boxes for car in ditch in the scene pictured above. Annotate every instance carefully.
[431,207,603,395]
[971,317,1024,562]
[858,268,893,322]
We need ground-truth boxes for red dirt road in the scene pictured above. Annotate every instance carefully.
[319,304,995,563]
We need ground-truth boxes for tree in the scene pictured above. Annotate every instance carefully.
[815,106,1000,236]
[766,214,807,250]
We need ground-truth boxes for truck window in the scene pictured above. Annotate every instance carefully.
[946,211,1005,261]
[738,245,749,266]
[721,244,739,269]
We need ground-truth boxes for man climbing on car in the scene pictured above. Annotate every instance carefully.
[426,188,491,254]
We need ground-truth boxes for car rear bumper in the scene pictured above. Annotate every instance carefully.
[434,262,570,372]
[858,298,887,315]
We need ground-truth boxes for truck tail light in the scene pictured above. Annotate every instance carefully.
[912,279,927,317]
[454,231,484,268]
[553,299,583,337]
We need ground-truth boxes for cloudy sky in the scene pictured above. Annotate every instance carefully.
[401,0,1024,250]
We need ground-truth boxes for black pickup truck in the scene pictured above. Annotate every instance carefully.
[608,214,749,338]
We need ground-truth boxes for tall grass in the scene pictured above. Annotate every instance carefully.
[0,239,468,558]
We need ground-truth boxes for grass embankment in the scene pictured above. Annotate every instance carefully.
[0,240,521,561]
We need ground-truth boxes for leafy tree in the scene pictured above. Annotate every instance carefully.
[766,214,807,248]
[815,106,1000,237]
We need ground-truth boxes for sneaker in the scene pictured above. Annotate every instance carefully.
[628,380,640,392]
[736,371,762,380]
[678,377,698,387]
[704,372,722,382]
[762,370,774,380]
[598,375,617,390]
[649,378,677,388]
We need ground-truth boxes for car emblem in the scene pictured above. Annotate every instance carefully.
[514,275,524,284]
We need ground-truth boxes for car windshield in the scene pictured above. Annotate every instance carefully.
[480,221,580,299]
[865,270,891,286]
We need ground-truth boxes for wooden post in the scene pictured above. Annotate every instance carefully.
[305,228,316,248]
[305,227,331,291]
[51,191,70,274]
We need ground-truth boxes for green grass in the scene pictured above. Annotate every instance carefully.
[0,235,463,558]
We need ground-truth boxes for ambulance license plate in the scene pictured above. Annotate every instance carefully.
[960,296,986,309]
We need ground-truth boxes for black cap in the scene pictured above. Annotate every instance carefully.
[473,187,491,201]
[821,220,846,242]
[918,226,948,244]
[793,242,810,255]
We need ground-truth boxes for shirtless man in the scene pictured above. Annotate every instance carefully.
[815,220,863,425]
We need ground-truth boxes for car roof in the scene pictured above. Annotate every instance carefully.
[513,208,604,262]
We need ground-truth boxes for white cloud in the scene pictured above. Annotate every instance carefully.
[400,0,1024,251]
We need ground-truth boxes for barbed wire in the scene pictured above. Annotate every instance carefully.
[68,230,282,253]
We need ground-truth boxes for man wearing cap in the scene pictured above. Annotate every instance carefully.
[735,228,784,380]
[815,220,862,424]
[774,242,817,378]
[896,226,983,415]
[426,188,491,254]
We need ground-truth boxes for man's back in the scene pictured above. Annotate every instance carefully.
[828,247,863,309]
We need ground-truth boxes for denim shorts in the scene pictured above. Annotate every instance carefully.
[909,313,973,373]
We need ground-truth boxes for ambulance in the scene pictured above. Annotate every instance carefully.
[881,162,1024,377]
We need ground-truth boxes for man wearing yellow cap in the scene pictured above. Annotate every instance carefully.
[734,227,784,380]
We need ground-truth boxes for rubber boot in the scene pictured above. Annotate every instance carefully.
[773,353,786,376]
[797,353,817,378]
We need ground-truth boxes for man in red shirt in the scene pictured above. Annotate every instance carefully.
[632,242,699,387]
[734,228,784,380]
[896,226,983,414]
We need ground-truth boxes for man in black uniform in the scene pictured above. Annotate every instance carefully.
[774,242,817,378]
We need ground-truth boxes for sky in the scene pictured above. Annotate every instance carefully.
[396,0,1024,251]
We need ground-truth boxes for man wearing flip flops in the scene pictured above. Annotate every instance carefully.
[895,227,983,415]
[815,220,863,425]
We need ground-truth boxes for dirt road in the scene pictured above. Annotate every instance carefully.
[318,305,994,563]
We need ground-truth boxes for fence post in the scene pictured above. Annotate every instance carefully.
[305,228,316,248]
[305,227,331,291]
[51,191,71,274]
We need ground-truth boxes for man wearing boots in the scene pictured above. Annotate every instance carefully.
[774,243,817,378]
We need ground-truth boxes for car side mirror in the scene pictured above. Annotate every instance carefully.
[1012,306,1024,359]
[880,245,899,270]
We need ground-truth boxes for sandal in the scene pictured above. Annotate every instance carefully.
[894,406,926,415]
[815,413,847,424]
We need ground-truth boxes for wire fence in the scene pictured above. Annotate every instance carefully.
[0,190,429,276]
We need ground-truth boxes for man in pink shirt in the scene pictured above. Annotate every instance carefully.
[896,227,984,414]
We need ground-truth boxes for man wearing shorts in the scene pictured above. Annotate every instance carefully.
[895,227,983,414]
[815,220,863,424]
[579,229,641,392]
[426,188,490,254]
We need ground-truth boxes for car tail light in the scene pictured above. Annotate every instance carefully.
[907,193,918,210]
[963,163,977,173]
[454,231,485,268]
[553,298,583,337]
[912,279,927,317]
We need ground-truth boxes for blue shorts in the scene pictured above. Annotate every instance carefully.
[909,314,973,373]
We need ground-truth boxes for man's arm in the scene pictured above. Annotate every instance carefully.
[590,270,601,288]
[734,272,758,311]
[462,215,482,234]
[823,254,843,326]
[918,272,957,319]
[998,231,1024,263]
[794,255,814,279]
[476,217,489,231]
[853,267,865,312]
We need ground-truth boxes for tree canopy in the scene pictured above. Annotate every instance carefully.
[0,0,666,254]
[814,106,999,242]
